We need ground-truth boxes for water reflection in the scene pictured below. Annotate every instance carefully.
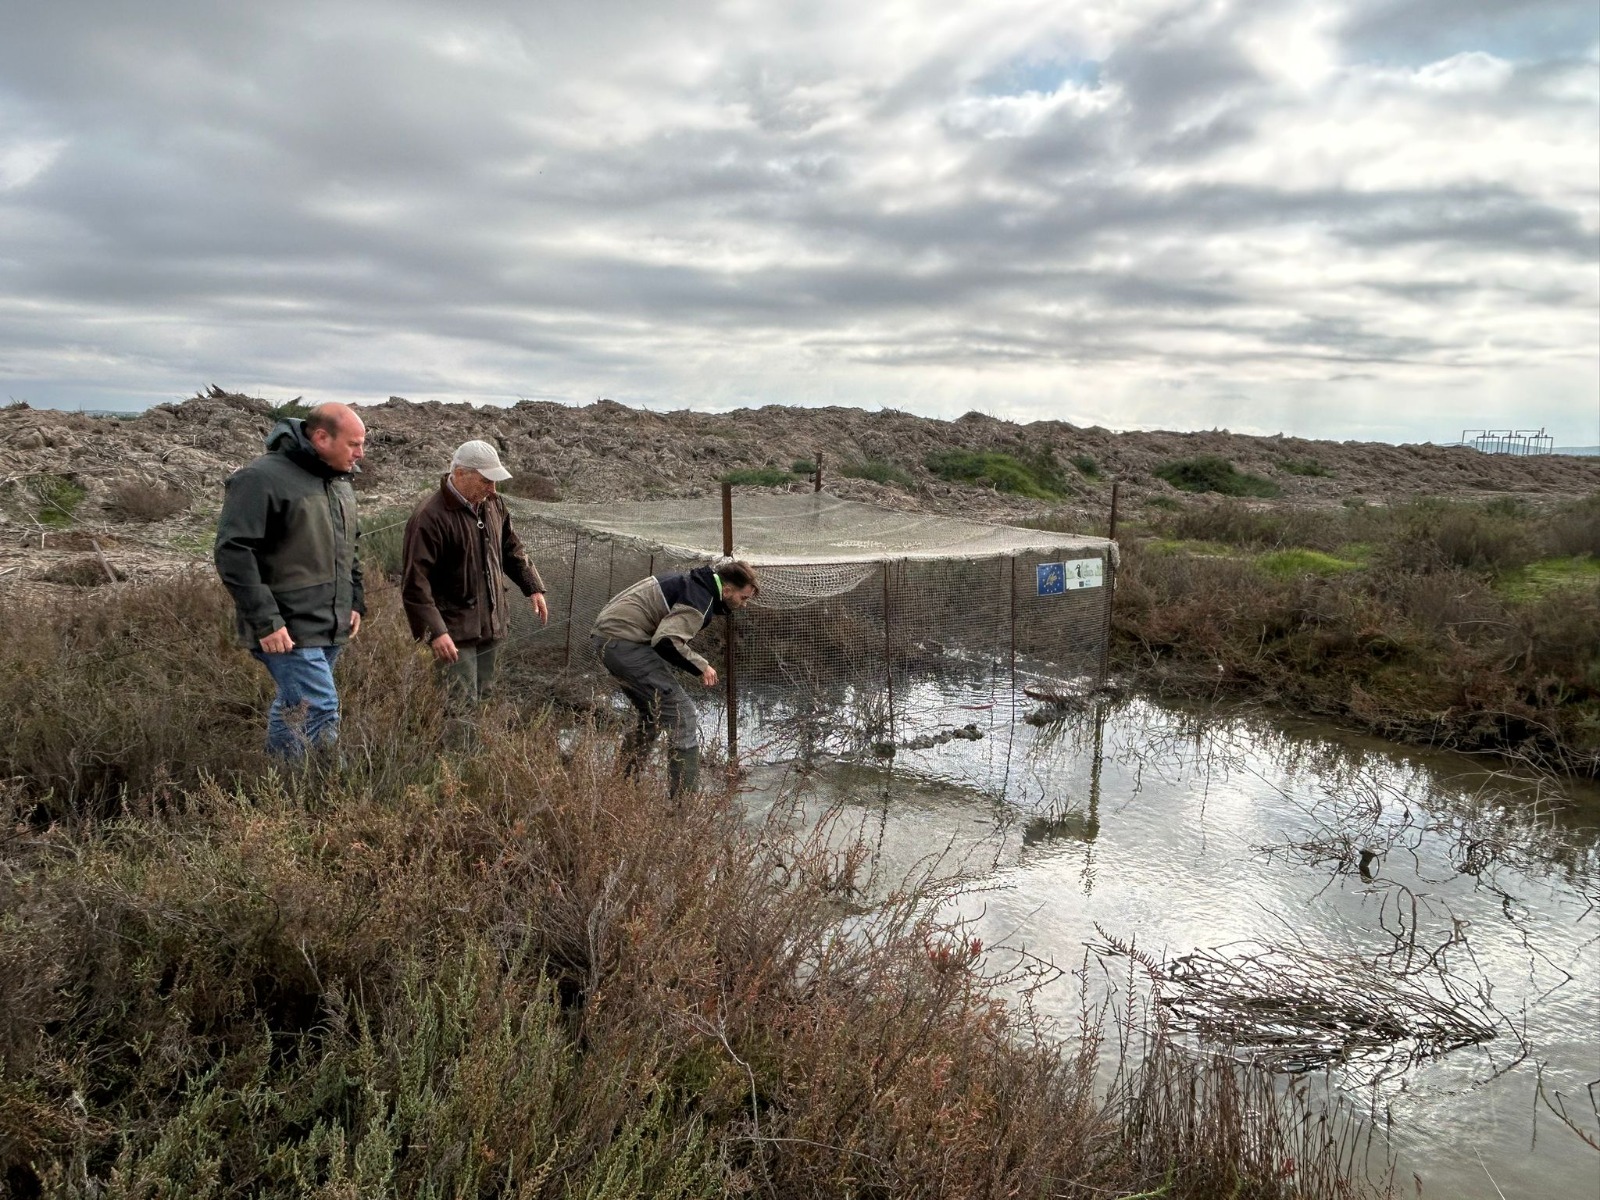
[735,686,1600,1200]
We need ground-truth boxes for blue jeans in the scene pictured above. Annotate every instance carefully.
[250,645,344,759]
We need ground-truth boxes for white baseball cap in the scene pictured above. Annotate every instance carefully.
[451,439,512,481]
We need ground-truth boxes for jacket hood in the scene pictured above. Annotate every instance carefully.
[266,417,312,453]
[266,417,350,479]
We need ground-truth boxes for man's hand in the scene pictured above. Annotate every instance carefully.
[259,627,294,654]
[532,593,549,626]
[700,664,718,688]
[350,611,362,638]
[431,632,460,664]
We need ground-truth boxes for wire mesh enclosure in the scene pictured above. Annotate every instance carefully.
[1459,428,1554,456]
[501,492,1115,789]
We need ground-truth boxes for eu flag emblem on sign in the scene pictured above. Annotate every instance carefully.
[1037,562,1066,595]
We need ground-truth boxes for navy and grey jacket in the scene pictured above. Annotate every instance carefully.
[591,566,729,675]
[214,418,364,648]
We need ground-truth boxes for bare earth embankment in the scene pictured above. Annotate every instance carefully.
[2,385,1595,583]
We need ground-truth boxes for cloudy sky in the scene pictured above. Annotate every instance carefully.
[1,0,1596,443]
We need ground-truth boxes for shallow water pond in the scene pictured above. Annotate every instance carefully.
[734,686,1600,1200]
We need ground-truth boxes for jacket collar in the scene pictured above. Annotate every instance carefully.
[688,564,730,615]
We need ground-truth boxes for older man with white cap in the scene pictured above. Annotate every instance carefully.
[401,439,548,709]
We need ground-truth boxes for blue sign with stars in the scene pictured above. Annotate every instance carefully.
[1037,562,1066,595]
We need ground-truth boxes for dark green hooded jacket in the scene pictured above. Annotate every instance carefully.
[214,419,364,648]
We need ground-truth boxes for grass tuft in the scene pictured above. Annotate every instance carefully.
[840,459,916,488]
[1256,549,1362,578]
[28,474,88,527]
[720,466,797,487]
[107,480,189,521]
[925,449,1066,499]
[1278,458,1331,477]
[1499,555,1600,601]
[1155,457,1281,498]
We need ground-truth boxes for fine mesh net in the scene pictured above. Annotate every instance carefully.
[498,492,1115,794]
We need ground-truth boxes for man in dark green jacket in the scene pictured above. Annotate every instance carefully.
[214,402,366,759]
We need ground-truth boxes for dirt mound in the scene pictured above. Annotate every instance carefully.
[1,385,1594,587]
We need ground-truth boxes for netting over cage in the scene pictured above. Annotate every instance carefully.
[501,492,1115,782]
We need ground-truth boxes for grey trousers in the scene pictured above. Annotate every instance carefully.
[437,639,501,707]
[591,635,699,750]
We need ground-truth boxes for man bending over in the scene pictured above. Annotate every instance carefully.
[590,561,758,796]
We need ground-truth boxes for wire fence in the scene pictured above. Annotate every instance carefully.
[500,512,1114,792]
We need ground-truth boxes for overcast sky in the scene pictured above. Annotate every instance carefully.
[1,0,1596,443]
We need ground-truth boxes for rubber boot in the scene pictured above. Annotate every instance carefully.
[619,728,651,778]
[667,745,700,798]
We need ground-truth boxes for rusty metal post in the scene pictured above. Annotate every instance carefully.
[814,451,824,493]
[1097,553,1116,685]
[1099,481,1118,684]
[721,481,738,766]
[882,561,896,748]
[562,530,581,668]
[1008,555,1017,697]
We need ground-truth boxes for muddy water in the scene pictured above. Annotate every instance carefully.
[735,687,1600,1200]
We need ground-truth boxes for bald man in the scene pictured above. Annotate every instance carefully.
[215,402,367,760]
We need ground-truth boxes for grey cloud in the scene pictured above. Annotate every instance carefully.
[0,0,1592,443]
[1339,0,1597,64]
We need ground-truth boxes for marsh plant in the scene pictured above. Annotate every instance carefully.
[0,578,1392,1198]
[1119,495,1600,774]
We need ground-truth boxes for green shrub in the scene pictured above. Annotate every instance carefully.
[720,466,796,487]
[790,459,817,476]
[0,578,1436,1195]
[1160,500,1347,552]
[840,459,915,488]
[1071,453,1101,479]
[1279,458,1331,477]
[29,474,87,527]
[924,449,1065,499]
[1382,499,1537,575]
[1543,493,1600,558]
[1154,457,1281,498]
[267,398,314,421]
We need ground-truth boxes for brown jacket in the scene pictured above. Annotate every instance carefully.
[401,478,545,646]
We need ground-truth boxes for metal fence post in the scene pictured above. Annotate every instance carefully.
[882,561,896,748]
[721,482,739,766]
[562,530,581,668]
